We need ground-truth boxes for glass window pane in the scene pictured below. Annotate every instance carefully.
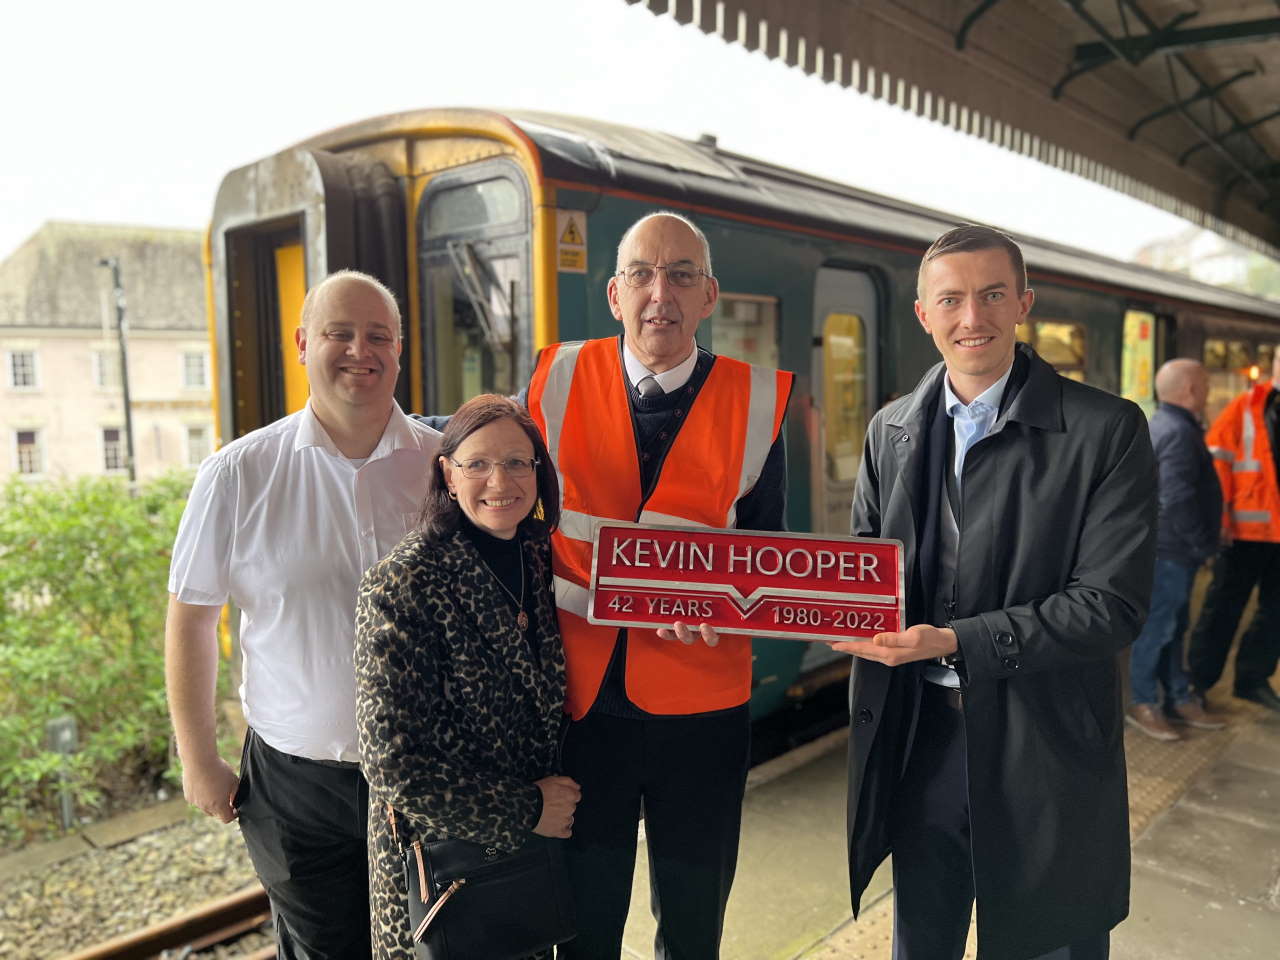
[183,352,207,389]
[427,179,522,235]
[1203,339,1227,370]
[823,313,867,484]
[10,351,36,388]
[709,295,778,368]
[1259,344,1277,379]
[1034,322,1086,370]
[1227,341,1252,369]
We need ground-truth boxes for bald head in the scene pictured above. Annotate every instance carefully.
[300,270,401,339]
[1155,358,1208,418]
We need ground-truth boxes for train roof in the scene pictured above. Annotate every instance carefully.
[304,108,1280,322]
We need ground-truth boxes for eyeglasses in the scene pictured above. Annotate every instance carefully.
[449,457,540,479]
[616,262,710,288]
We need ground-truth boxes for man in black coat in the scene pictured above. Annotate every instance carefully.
[1125,358,1224,741]
[832,225,1156,960]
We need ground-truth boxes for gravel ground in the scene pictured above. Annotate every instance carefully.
[0,813,264,959]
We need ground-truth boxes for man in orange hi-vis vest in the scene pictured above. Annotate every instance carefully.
[1187,348,1280,712]
[528,211,793,959]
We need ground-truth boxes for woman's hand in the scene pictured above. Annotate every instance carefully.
[533,775,582,838]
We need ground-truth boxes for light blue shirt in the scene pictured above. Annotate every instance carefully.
[943,364,1014,489]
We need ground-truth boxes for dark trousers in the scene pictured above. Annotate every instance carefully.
[234,729,372,960]
[1129,556,1197,706]
[557,706,749,960]
[888,686,1109,960]
[1187,540,1280,693]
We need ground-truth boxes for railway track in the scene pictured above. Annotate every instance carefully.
[61,885,272,960]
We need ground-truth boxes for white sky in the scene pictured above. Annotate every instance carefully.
[2,0,1194,264]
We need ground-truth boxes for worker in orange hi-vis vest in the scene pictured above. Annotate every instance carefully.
[527,211,793,960]
[1187,347,1280,713]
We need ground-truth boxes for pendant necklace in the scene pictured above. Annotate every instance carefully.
[479,540,528,631]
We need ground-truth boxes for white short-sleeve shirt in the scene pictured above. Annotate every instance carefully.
[168,401,440,762]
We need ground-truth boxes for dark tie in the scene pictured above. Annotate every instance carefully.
[636,375,664,398]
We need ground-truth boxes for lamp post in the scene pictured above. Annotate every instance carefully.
[97,257,137,484]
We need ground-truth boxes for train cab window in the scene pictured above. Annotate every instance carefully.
[708,294,778,368]
[420,163,531,413]
[427,179,522,235]
[1017,320,1087,381]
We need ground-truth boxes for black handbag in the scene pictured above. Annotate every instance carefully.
[393,805,576,960]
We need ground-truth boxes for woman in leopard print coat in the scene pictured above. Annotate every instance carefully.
[355,395,573,960]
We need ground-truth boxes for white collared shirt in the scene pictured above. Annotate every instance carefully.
[168,401,441,762]
[943,363,1014,489]
[622,341,699,394]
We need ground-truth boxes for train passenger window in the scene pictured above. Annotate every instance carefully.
[1227,341,1253,370]
[1259,344,1276,377]
[427,179,522,234]
[709,294,778,368]
[1017,320,1087,382]
[822,313,867,485]
[1202,339,1227,370]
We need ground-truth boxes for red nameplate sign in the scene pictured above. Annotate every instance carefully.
[587,522,904,642]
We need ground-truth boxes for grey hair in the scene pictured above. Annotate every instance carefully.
[300,269,402,337]
[615,210,714,277]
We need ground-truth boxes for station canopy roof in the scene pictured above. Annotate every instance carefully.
[629,0,1280,258]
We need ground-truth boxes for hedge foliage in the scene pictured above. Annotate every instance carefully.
[0,472,194,848]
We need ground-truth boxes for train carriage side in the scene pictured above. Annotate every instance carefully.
[206,108,1280,720]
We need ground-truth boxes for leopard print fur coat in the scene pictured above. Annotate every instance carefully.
[355,527,566,960]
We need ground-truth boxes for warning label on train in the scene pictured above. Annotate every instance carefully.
[556,211,586,273]
[587,522,904,642]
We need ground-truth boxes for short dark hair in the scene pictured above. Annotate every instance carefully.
[417,394,560,541]
[917,224,1027,301]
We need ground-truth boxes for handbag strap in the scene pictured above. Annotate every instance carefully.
[412,877,467,942]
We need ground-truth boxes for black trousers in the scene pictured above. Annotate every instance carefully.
[1187,540,1280,693]
[888,685,1109,960]
[557,706,749,960]
[234,729,372,960]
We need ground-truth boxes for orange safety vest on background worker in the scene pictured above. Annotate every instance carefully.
[1207,378,1280,543]
[528,337,793,720]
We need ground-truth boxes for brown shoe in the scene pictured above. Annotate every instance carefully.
[1126,703,1181,741]
[1166,699,1226,730]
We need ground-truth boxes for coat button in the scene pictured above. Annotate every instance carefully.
[899,434,910,443]
[855,708,874,725]
[1001,656,1019,670]
[996,631,1014,647]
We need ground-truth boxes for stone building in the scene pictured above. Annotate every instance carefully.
[0,222,214,480]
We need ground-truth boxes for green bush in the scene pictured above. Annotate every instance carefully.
[0,472,194,848]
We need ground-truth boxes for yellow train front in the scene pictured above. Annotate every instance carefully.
[207,107,1280,718]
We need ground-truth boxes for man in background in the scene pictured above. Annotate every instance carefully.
[1125,358,1225,741]
[1187,347,1280,713]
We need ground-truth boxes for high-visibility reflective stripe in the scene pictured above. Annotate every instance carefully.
[1210,447,1235,463]
[725,365,780,529]
[1237,405,1261,472]
[554,575,590,618]
[1233,510,1272,524]
[559,509,599,543]
[637,510,711,529]
[540,341,584,473]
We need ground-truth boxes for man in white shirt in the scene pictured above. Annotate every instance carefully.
[165,270,440,959]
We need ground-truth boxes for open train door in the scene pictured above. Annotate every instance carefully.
[208,148,409,443]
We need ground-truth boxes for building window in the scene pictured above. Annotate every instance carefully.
[103,428,126,472]
[9,351,38,389]
[93,349,122,389]
[186,425,211,467]
[15,430,41,474]
[182,352,208,389]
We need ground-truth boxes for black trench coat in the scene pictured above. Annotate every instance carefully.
[846,345,1156,960]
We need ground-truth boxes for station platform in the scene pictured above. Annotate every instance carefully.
[619,690,1280,959]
